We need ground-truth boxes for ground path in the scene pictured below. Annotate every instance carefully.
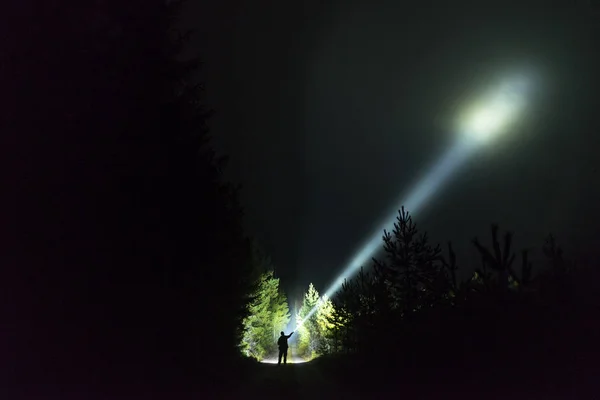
[229,348,361,400]
[232,361,344,399]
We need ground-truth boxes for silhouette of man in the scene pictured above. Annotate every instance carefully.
[277,331,293,365]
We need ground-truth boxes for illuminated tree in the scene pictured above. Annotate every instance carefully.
[294,284,341,358]
[271,290,291,342]
[295,312,310,357]
[296,283,321,358]
[316,295,335,332]
[316,295,336,354]
[241,270,290,360]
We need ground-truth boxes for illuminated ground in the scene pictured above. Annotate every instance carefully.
[260,356,308,364]
[260,348,309,365]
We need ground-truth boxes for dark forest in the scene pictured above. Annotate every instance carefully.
[3,1,599,398]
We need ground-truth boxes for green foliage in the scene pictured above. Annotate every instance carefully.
[296,283,320,357]
[241,270,290,360]
[316,295,336,354]
[295,313,311,357]
[316,295,335,332]
[295,283,340,359]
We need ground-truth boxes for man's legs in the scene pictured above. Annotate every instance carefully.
[283,347,287,364]
[278,349,283,365]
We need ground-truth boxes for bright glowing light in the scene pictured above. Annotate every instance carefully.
[299,74,533,326]
[459,76,530,143]
[260,357,309,364]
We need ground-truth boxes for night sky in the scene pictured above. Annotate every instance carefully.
[184,1,600,303]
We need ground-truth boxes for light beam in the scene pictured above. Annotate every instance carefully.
[299,74,532,326]
[458,75,530,143]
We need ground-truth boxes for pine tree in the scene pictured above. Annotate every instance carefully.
[271,290,291,344]
[335,278,361,353]
[324,296,352,354]
[373,207,443,316]
[316,295,336,354]
[296,283,321,358]
[6,0,254,383]
[472,224,515,291]
[241,270,290,360]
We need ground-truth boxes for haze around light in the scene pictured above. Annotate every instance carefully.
[298,73,533,326]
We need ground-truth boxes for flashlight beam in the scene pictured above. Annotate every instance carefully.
[300,139,477,325]
[299,74,532,326]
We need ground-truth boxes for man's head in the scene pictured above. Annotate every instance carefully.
[280,331,284,336]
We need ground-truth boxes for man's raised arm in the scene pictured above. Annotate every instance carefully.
[286,331,294,338]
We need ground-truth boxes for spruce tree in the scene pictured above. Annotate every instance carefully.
[296,283,321,357]
[241,270,290,360]
[373,207,443,316]
[316,295,336,354]
[6,0,254,384]
[271,289,291,345]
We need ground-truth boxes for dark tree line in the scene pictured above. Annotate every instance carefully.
[4,0,253,391]
[325,207,600,391]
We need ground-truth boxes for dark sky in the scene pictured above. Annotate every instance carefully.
[184,0,600,303]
